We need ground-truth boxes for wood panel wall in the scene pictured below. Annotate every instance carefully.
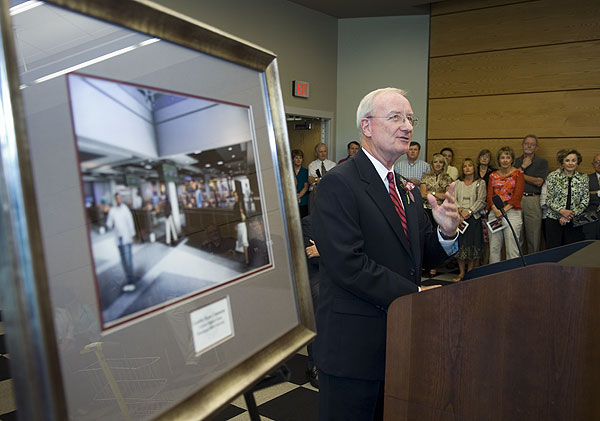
[428,0,600,174]
[287,119,323,166]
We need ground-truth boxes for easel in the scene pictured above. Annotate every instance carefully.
[243,365,290,421]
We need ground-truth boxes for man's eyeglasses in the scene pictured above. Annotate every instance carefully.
[368,114,418,127]
[593,160,600,165]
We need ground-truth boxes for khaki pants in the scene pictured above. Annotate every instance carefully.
[521,195,542,254]
[489,209,523,264]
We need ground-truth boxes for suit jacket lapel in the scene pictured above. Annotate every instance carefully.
[590,173,600,191]
[355,151,412,255]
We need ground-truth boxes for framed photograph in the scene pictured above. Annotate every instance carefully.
[67,72,273,329]
[486,215,507,234]
[0,1,314,420]
[457,219,469,235]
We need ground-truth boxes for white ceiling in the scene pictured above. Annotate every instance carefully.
[11,2,151,85]
[285,0,443,18]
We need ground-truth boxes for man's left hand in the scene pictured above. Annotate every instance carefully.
[306,240,320,259]
[428,182,460,238]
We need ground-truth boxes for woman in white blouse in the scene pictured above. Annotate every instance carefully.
[453,158,487,281]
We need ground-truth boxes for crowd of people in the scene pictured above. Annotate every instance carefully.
[292,133,600,285]
[394,136,598,279]
[288,88,600,421]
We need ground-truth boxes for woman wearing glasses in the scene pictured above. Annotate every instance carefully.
[477,148,496,186]
[544,149,589,248]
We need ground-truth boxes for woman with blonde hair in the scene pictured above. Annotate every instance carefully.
[420,153,453,276]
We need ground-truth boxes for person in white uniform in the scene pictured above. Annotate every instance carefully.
[106,193,137,292]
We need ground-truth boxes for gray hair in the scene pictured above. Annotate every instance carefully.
[356,87,407,132]
[522,134,539,144]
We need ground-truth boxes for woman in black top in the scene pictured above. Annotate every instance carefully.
[477,148,496,186]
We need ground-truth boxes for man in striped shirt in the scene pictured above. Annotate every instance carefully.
[393,141,430,185]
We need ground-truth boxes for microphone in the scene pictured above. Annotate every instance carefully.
[492,194,526,267]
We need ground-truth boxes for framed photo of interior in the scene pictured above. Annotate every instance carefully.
[0,1,314,420]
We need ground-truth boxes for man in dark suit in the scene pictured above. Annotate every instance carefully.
[301,215,320,387]
[312,87,460,421]
[582,153,600,240]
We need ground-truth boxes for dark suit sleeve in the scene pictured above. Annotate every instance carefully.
[301,215,313,248]
[312,170,421,309]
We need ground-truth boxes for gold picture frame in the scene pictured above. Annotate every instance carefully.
[0,1,315,419]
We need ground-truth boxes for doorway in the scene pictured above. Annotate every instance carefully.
[286,115,331,165]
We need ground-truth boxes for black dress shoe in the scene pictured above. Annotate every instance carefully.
[306,366,319,388]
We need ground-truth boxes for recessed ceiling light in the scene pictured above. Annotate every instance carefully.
[217,161,224,165]
[205,164,211,168]
[10,1,43,16]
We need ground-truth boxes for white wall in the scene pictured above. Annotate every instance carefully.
[68,74,158,157]
[153,0,338,115]
[155,100,252,156]
[336,16,431,162]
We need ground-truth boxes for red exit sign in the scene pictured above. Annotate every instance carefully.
[293,80,309,98]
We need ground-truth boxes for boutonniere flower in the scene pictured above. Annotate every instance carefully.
[401,180,415,204]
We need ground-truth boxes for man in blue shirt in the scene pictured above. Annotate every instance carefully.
[514,134,548,254]
[393,141,429,186]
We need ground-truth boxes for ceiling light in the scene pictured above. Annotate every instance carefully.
[10,1,43,16]
[31,38,160,85]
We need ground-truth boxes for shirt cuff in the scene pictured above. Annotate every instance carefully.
[437,227,459,256]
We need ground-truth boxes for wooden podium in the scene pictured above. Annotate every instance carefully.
[385,252,600,420]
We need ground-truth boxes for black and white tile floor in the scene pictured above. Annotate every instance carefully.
[211,350,319,421]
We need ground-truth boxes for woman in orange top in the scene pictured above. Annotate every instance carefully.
[486,146,525,263]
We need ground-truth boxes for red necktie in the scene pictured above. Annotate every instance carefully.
[387,172,409,240]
